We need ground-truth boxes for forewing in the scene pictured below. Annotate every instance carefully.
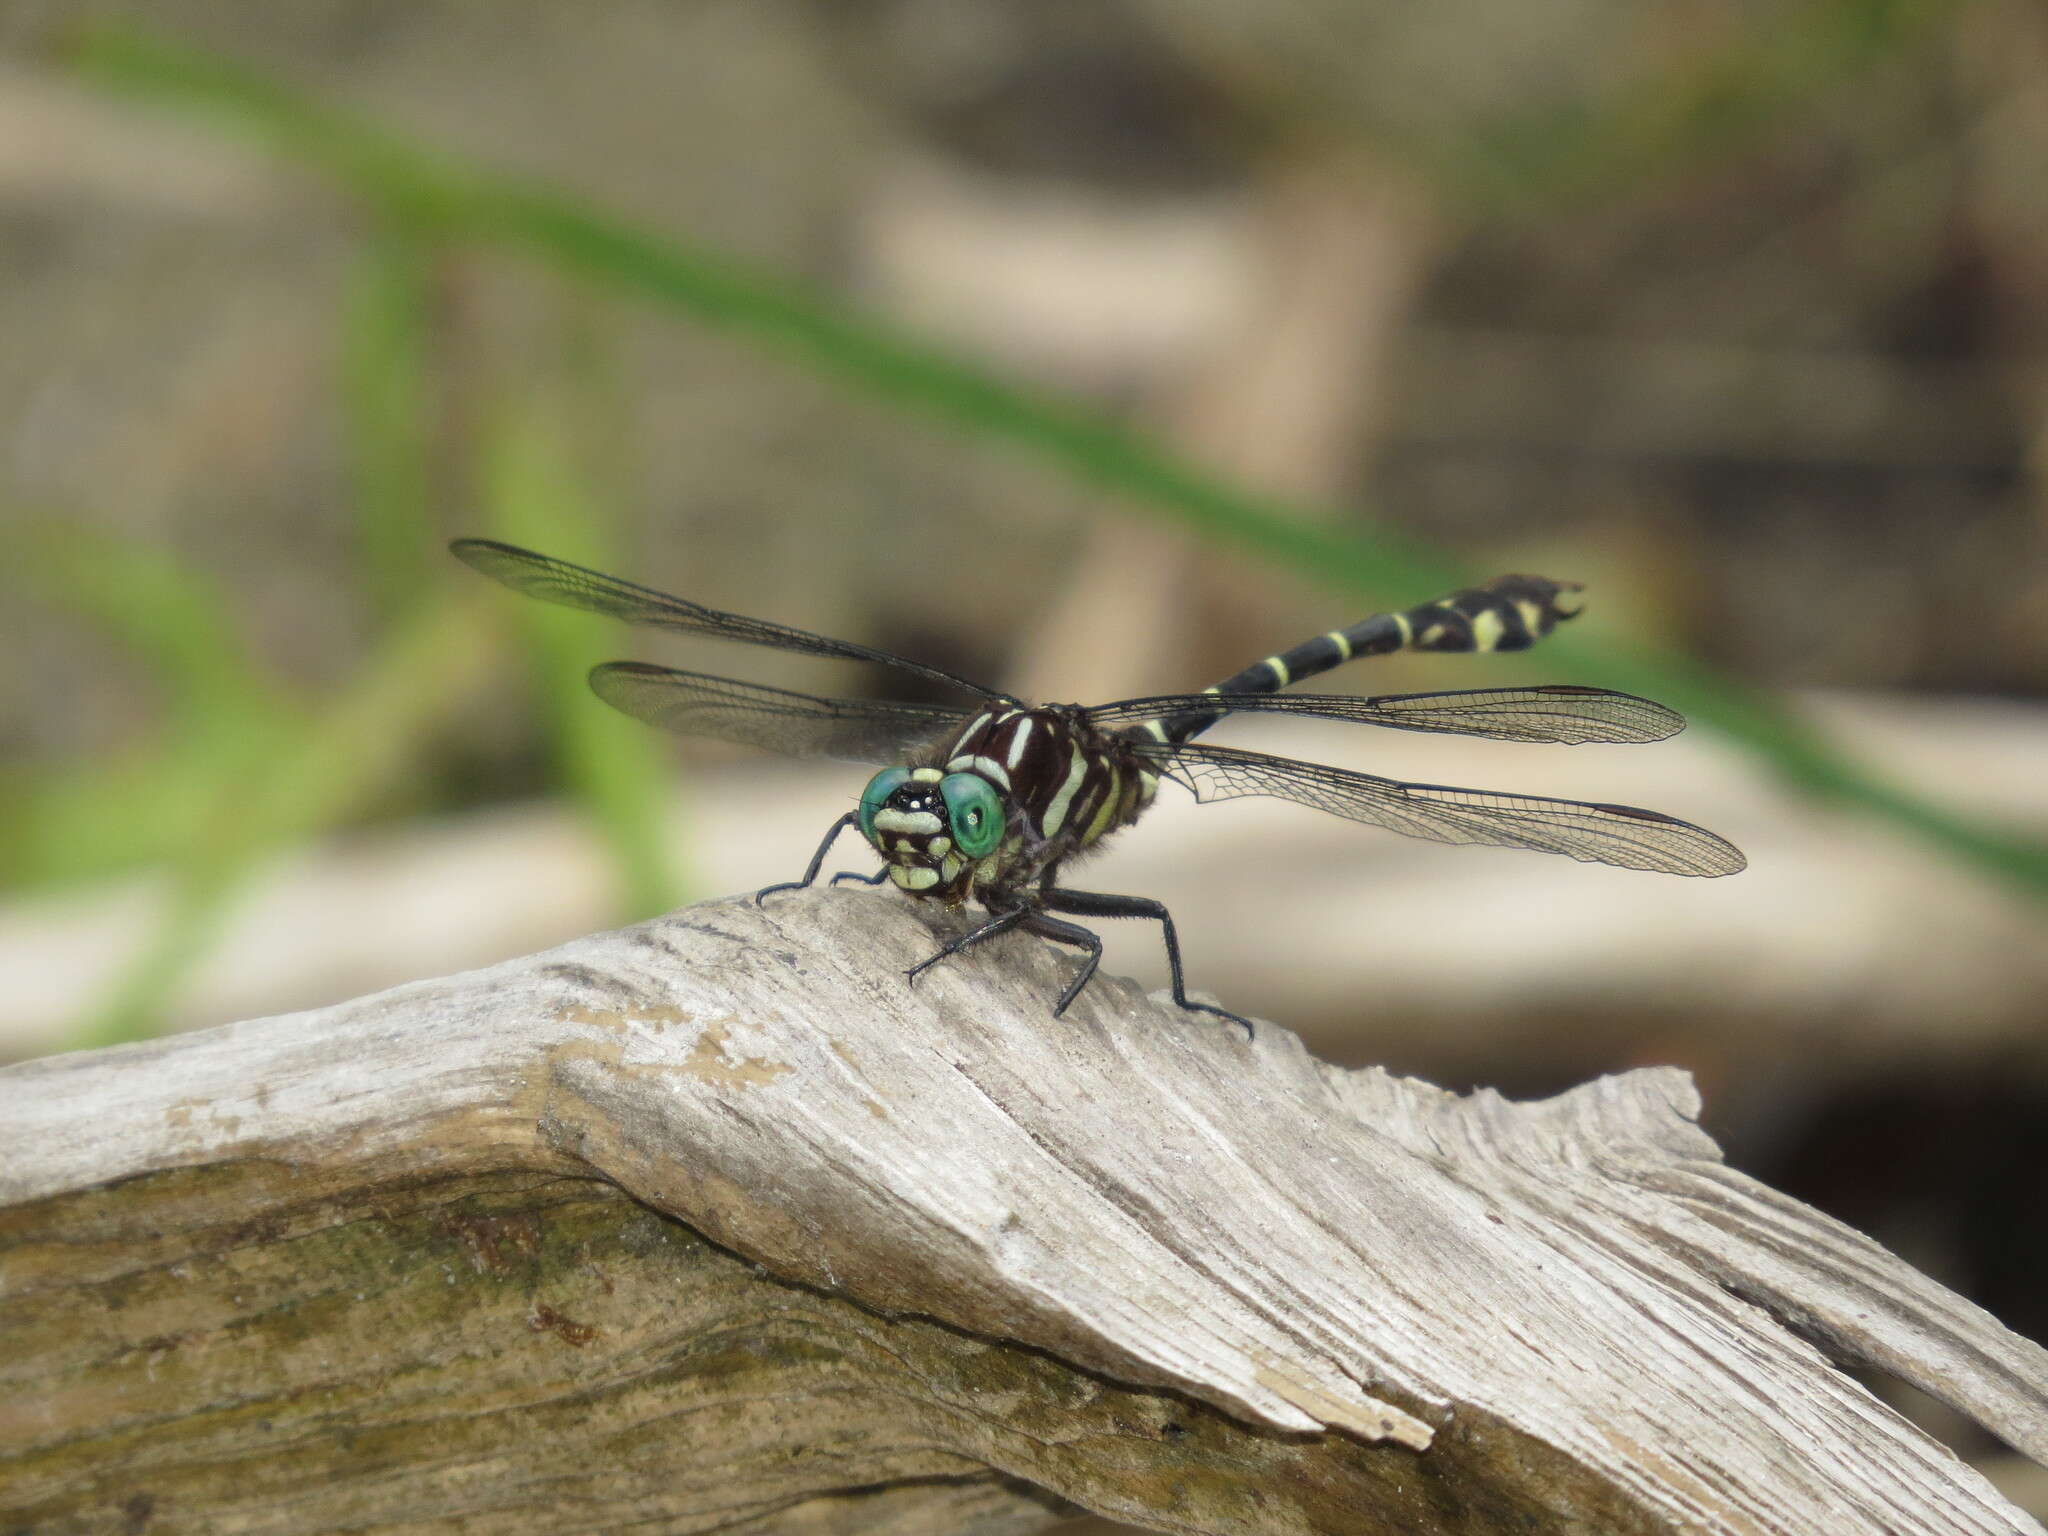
[1145,740,1745,876]
[454,539,1001,699]
[591,663,970,763]
[1088,685,1683,744]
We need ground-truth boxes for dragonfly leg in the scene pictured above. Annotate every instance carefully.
[829,867,891,888]
[906,905,1032,987]
[1016,911,1103,1018]
[755,811,859,905]
[1040,888,1255,1039]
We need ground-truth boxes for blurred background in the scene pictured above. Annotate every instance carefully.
[1,0,2044,1511]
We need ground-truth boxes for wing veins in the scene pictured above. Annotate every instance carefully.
[590,663,970,763]
[1140,740,1744,876]
[453,539,1002,700]
[1090,685,1683,745]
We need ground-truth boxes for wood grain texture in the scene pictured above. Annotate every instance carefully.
[3,889,2044,1534]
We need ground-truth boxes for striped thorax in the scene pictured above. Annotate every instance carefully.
[857,706,1160,904]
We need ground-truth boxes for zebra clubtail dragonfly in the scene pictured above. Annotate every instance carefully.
[454,540,1744,1035]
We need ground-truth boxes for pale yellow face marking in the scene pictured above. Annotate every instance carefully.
[909,768,944,784]
[874,808,943,835]
[1042,742,1089,835]
[891,865,940,891]
[928,835,952,858]
[940,852,964,881]
[1325,629,1353,660]
[1471,609,1506,651]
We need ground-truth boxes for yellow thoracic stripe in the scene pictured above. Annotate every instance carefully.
[1042,742,1089,835]
[1005,715,1036,766]
[1082,764,1122,843]
[950,709,1007,757]
[948,753,1011,790]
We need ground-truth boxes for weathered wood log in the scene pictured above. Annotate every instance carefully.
[3,890,2044,1534]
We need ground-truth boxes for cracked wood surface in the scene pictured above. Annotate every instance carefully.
[2,889,2045,1534]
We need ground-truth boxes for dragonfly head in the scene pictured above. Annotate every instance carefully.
[858,765,1008,898]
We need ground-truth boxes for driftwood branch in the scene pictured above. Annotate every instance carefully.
[3,890,2044,1534]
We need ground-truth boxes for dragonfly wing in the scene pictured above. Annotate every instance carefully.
[454,539,1003,700]
[1144,740,1744,876]
[591,663,970,763]
[1088,685,1683,744]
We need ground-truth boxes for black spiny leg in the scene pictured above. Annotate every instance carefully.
[905,905,1033,987]
[1017,911,1104,1017]
[829,868,891,888]
[755,810,858,905]
[1041,888,1255,1038]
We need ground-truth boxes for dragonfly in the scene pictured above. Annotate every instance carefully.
[453,540,1744,1036]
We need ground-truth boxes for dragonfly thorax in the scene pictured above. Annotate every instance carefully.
[861,706,1162,904]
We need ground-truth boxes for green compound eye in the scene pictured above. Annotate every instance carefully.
[857,767,912,844]
[939,773,1005,858]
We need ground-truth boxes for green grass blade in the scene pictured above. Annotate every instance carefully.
[0,518,292,889]
[342,225,438,617]
[73,592,497,1047]
[478,396,685,922]
[67,26,2048,898]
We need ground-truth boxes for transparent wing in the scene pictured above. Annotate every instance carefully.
[590,663,971,763]
[454,538,1003,700]
[1145,740,1744,876]
[1087,685,1683,744]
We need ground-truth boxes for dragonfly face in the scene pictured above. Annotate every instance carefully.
[855,705,1164,904]
[857,765,1009,898]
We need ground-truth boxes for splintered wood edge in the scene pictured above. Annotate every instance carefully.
[2,889,2045,1536]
